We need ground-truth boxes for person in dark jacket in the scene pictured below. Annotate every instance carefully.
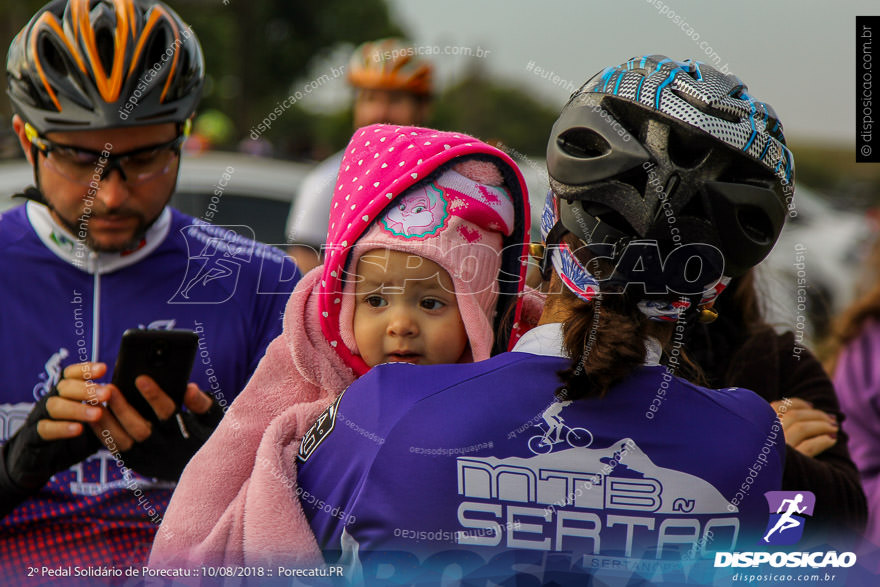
[686,270,868,545]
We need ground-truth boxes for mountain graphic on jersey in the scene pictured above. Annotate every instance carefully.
[456,438,740,556]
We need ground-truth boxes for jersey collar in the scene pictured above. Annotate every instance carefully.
[26,201,171,275]
[512,323,567,358]
[513,321,663,366]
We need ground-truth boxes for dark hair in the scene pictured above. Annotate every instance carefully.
[552,234,673,400]
[825,236,880,373]
[826,287,880,373]
[684,269,771,389]
[728,270,766,334]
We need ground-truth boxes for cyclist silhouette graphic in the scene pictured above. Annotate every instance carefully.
[763,493,807,543]
[542,400,572,443]
[528,401,593,454]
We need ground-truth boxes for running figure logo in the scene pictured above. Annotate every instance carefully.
[169,225,255,304]
[527,400,593,454]
[761,491,816,545]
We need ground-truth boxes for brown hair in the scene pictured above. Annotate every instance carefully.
[825,236,880,373]
[550,234,674,400]
[825,284,880,373]
[727,270,767,334]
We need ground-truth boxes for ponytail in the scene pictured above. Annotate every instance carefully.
[554,287,658,400]
[551,234,673,399]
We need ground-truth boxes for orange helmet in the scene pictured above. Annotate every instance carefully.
[6,0,204,133]
[347,38,433,97]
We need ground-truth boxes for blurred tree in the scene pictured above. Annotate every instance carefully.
[0,1,46,157]
[174,0,404,155]
[0,1,47,122]
[788,140,880,207]
[1,0,402,159]
[430,65,559,157]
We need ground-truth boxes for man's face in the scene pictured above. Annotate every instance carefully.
[353,88,429,129]
[14,117,180,252]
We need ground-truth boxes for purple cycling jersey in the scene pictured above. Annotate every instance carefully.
[0,202,298,574]
[297,342,784,584]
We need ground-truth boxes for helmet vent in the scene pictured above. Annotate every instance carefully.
[667,126,712,169]
[39,35,68,79]
[728,84,747,99]
[138,108,178,121]
[557,127,611,159]
[95,27,115,76]
[613,164,649,195]
[44,117,89,127]
[671,88,741,123]
[679,192,708,220]
[145,28,171,74]
[736,206,773,245]
[582,202,636,238]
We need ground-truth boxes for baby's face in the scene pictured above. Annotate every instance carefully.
[353,249,468,367]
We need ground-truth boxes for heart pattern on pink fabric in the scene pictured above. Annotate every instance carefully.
[458,225,482,243]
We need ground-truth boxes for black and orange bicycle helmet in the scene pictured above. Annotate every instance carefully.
[6,0,204,133]
[347,38,433,97]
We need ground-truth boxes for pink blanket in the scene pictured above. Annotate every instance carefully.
[149,281,545,569]
[150,269,352,567]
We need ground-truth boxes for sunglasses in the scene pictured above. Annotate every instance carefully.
[25,122,187,187]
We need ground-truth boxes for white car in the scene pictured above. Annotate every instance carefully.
[757,186,876,342]
[0,157,32,209]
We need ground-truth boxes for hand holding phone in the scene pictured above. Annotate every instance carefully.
[111,329,199,424]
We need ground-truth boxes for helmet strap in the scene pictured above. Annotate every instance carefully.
[540,221,569,281]
[14,143,56,212]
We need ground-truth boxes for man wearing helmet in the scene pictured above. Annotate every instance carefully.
[0,0,297,574]
[285,38,433,273]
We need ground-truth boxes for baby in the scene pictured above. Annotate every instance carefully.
[151,124,530,567]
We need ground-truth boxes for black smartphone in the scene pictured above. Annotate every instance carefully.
[111,329,199,423]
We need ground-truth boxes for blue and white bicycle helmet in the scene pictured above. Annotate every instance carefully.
[545,55,795,281]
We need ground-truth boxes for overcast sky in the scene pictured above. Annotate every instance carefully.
[378,0,875,145]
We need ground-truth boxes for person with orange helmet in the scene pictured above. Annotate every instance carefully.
[285,38,434,273]
[0,0,297,575]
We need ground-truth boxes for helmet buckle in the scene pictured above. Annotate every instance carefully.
[698,303,719,323]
